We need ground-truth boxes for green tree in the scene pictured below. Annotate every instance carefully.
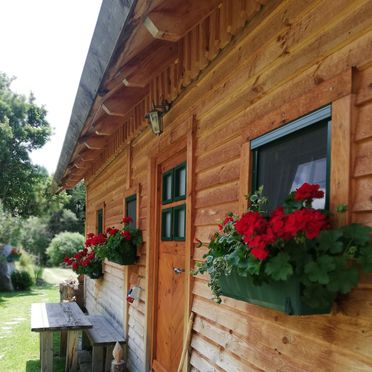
[0,72,51,217]
[47,209,80,236]
[46,231,85,266]
[0,201,22,245]
[20,216,50,263]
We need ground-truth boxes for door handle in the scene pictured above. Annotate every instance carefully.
[173,267,185,274]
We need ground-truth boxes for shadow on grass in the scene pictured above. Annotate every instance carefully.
[26,358,65,372]
[0,282,57,307]
[25,360,40,372]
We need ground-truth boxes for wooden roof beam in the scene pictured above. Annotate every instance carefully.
[102,103,126,117]
[79,136,106,150]
[144,16,181,42]
[94,120,121,136]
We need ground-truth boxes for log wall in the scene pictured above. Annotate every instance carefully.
[85,261,125,330]
[84,0,372,370]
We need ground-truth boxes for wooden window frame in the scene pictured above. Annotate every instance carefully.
[250,105,332,210]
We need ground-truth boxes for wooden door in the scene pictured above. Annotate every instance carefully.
[153,154,187,372]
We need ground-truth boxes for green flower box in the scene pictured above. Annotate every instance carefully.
[87,267,103,280]
[108,241,137,266]
[220,270,333,315]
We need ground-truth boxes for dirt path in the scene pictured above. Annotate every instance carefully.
[43,267,77,285]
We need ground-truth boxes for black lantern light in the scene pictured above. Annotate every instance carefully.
[145,100,170,135]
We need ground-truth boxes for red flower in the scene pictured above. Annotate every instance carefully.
[67,258,73,266]
[87,232,95,238]
[250,246,269,260]
[72,262,79,271]
[122,216,133,224]
[121,230,131,241]
[268,207,292,241]
[82,248,88,256]
[235,211,267,238]
[284,208,329,239]
[63,256,70,263]
[106,227,119,236]
[74,252,81,259]
[294,183,324,201]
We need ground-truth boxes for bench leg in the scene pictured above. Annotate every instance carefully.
[40,332,53,372]
[92,345,104,372]
[104,345,114,372]
[65,330,79,372]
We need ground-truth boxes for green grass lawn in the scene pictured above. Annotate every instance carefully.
[0,268,77,372]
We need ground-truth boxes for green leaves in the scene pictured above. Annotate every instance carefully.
[317,229,343,254]
[357,244,372,272]
[265,252,293,281]
[304,255,335,284]
[327,267,359,294]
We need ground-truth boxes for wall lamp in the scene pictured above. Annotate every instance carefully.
[145,100,170,135]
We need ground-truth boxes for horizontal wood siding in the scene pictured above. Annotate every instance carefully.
[83,1,372,371]
[85,261,125,329]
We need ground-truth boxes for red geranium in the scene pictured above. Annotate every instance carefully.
[268,207,292,241]
[72,262,79,271]
[236,211,267,238]
[294,183,324,201]
[122,216,133,224]
[106,227,119,236]
[121,230,131,241]
[285,208,329,239]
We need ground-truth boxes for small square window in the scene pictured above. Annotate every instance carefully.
[173,204,186,241]
[161,208,173,240]
[174,163,187,201]
[125,194,137,228]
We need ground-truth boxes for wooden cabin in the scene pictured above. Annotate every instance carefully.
[55,0,372,370]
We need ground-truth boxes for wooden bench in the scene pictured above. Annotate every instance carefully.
[84,315,126,372]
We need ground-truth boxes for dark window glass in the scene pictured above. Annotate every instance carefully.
[125,195,137,228]
[255,121,329,211]
[97,209,103,234]
[174,163,186,200]
[173,205,186,240]
[161,208,173,240]
[162,170,173,204]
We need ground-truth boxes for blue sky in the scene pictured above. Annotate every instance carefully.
[0,0,102,174]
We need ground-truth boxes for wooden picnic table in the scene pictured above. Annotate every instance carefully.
[31,302,92,372]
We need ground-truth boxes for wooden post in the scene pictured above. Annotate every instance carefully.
[65,330,80,372]
[40,332,53,372]
[92,346,104,372]
[111,342,125,372]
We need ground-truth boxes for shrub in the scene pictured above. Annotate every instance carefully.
[11,270,34,291]
[47,231,84,266]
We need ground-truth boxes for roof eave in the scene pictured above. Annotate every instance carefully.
[54,0,136,187]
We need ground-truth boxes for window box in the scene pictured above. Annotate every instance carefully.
[220,269,333,315]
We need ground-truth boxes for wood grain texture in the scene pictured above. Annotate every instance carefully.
[81,1,372,371]
[85,315,125,346]
[31,302,92,332]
